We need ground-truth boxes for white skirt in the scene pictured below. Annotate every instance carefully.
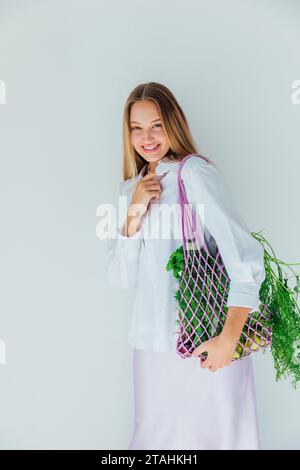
[128,345,261,450]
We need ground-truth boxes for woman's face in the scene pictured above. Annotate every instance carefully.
[129,100,170,163]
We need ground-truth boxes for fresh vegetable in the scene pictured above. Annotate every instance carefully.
[166,230,300,388]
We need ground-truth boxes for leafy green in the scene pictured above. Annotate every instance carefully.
[166,230,300,389]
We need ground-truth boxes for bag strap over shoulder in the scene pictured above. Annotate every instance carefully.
[177,153,211,183]
[176,153,210,256]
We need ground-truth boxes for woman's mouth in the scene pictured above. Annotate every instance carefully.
[142,144,160,153]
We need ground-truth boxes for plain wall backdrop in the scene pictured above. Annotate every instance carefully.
[0,0,300,450]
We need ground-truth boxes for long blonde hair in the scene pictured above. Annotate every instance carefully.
[122,81,215,181]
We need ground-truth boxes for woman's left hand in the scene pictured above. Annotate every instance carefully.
[191,332,239,372]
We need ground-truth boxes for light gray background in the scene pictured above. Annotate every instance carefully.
[0,0,299,450]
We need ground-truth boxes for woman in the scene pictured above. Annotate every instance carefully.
[106,82,265,450]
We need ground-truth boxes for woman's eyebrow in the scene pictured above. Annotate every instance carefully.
[130,118,161,124]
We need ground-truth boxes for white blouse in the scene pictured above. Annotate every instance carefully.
[105,155,266,352]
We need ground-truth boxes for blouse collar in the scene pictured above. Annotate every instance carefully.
[138,157,182,179]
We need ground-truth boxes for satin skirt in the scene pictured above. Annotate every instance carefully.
[128,345,261,450]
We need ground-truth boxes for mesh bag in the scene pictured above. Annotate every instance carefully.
[167,153,272,362]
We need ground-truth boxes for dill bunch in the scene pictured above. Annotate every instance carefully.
[252,230,300,389]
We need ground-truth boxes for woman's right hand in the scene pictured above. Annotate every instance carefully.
[130,170,164,216]
[121,170,166,237]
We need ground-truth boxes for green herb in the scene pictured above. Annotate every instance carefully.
[166,230,300,389]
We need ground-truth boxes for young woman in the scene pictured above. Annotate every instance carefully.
[106,82,265,450]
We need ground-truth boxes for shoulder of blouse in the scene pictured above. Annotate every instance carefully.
[180,155,240,219]
[180,155,220,178]
[180,155,222,195]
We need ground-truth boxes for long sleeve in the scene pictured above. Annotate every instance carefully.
[105,180,142,289]
[182,157,266,312]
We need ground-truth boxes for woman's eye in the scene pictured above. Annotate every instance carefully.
[131,124,161,131]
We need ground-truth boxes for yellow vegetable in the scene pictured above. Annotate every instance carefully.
[232,343,243,360]
[232,351,241,360]
[245,331,267,351]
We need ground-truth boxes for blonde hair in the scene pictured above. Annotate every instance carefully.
[122,81,215,181]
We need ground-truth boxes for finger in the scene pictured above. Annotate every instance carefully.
[200,359,210,369]
[191,342,209,357]
[143,171,168,182]
[143,173,158,181]
[156,171,169,181]
[142,171,157,180]
[143,182,162,193]
[144,182,162,191]
[149,190,161,200]
[143,178,162,189]
[148,189,161,196]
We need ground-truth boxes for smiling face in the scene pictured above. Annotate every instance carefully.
[129,100,170,164]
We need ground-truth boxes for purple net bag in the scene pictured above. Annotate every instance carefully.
[167,153,272,362]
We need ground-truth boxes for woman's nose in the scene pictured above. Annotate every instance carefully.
[142,129,155,141]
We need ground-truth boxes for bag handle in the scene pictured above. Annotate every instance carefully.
[177,154,210,260]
